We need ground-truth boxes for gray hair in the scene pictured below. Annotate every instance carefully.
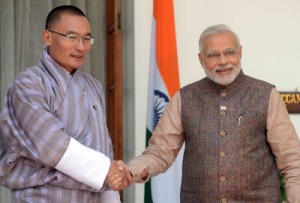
[198,24,241,53]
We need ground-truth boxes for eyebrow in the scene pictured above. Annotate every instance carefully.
[206,48,236,53]
[224,48,235,51]
[66,30,92,36]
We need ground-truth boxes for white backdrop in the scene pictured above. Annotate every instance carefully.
[125,0,300,202]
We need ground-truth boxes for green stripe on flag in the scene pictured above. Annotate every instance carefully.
[144,181,153,203]
[146,128,153,145]
[145,128,153,203]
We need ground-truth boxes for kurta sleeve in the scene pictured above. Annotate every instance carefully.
[127,91,184,182]
[267,88,300,203]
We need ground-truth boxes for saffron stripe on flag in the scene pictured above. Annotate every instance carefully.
[145,0,182,202]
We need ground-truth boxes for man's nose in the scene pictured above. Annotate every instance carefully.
[218,53,228,64]
[75,39,86,51]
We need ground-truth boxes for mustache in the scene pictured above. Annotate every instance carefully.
[213,64,235,72]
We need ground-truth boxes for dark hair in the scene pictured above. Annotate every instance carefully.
[45,5,86,29]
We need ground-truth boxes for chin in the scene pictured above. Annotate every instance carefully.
[209,74,235,86]
[70,63,83,70]
[205,65,241,86]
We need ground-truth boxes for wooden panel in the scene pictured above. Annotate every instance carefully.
[106,0,123,160]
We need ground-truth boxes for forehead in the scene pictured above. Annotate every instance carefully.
[51,13,91,33]
[203,31,238,52]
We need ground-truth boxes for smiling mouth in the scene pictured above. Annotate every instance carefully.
[216,67,233,74]
[72,55,83,58]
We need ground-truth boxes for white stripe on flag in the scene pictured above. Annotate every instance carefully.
[146,16,185,203]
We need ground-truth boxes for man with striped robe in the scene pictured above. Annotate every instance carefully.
[0,5,129,203]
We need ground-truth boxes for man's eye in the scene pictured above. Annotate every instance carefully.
[67,34,78,40]
[84,37,92,41]
[224,50,235,56]
[207,53,220,58]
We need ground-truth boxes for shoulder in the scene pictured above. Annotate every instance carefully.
[180,78,207,92]
[245,75,274,88]
[243,75,275,99]
[5,66,50,102]
[15,66,43,80]
[10,66,46,89]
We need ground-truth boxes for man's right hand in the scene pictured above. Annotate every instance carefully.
[105,160,132,191]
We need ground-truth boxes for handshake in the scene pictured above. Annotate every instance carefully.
[104,160,134,191]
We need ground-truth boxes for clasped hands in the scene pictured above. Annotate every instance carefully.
[105,160,132,191]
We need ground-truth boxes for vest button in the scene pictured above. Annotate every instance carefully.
[220,176,226,181]
[220,151,225,157]
[221,92,227,97]
[220,131,226,136]
[220,110,226,116]
[222,198,227,203]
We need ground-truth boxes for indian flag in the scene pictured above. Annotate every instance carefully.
[145,0,184,202]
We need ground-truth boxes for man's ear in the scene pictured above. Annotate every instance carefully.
[198,53,204,67]
[42,30,51,46]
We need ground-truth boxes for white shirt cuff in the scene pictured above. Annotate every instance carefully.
[55,137,111,190]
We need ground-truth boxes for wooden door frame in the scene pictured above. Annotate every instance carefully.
[106,0,123,161]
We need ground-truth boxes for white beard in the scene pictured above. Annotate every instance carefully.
[203,62,241,86]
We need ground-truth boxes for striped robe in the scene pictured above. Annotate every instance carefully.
[0,47,115,202]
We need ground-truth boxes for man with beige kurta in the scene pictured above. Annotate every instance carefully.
[126,24,300,203]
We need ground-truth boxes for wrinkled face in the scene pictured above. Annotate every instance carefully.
[198,31,242,86]
[43,13,92,74]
